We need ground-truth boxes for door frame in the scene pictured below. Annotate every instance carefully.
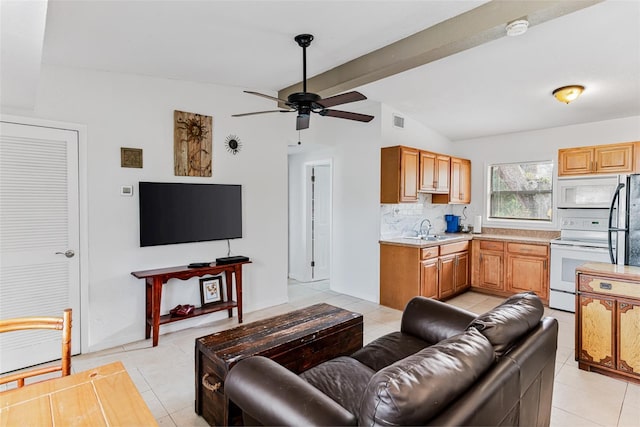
[304,160,332,282]
[1,114,89,354]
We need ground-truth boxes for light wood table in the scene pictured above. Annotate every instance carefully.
[0,361,157,426]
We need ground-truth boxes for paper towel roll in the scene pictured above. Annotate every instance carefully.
[472,215,482,234]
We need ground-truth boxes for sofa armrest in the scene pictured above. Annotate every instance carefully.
[225,356,357,427]
[401,296,477,344]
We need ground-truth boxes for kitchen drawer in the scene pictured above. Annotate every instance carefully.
[507,242,547,257]
[421,246,439,260]
[440,240,469,256]
[479,240,504,251]
[579,275,640,299]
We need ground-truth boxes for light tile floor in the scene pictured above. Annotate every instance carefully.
[14,280,640,426]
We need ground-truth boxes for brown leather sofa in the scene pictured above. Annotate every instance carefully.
[225,292,558,426]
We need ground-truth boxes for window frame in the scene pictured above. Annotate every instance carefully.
[485,160,555,226]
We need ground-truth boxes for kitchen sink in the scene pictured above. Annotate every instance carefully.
[402,235,459,241]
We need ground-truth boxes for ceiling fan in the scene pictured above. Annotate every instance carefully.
[233,34,374,130]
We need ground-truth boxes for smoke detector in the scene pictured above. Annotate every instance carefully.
[506,19,529,37]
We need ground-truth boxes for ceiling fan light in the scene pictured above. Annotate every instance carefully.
[552,85,585,104]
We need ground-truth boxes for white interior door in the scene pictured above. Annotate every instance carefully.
[307,164,331,281]
[0,121,80,374]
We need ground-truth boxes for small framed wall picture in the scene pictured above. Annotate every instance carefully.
[121,147,143,168]
[200,276,223,306]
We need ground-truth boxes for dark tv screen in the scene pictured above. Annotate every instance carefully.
[139,182,242,247]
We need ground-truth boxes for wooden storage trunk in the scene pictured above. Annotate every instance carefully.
[195,303,364,426]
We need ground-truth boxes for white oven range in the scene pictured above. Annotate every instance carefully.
[549,214,611,312]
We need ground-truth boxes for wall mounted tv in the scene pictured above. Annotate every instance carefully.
[139,182,242,247]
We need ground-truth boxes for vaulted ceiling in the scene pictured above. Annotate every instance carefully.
[2,0,639,140]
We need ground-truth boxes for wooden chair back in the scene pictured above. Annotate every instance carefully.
[0,308,72,388]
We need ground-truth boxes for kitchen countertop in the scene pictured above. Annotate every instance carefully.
[380,232,554,248]
[380,234,472,248]
[576,262,640,282]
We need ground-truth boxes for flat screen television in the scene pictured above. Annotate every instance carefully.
[139,182,242,247]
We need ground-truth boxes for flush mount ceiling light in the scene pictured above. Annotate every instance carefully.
[552,85,585,104]
[506,19,529,36]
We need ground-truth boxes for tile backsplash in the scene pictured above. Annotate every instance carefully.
[381,193,468,239]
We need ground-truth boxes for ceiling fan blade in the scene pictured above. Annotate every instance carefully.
[244,90,289,104]
[296,114,310,130]
[232,109,293,117]
[316,91,367,108]
[319,109,374,123]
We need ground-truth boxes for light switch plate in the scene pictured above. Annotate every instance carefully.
[121,185,134,196]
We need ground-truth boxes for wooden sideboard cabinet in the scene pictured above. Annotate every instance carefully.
[558,142,636,176]
[576,263,640,383]
[381,146,419,203]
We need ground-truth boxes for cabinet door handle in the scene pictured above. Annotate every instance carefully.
[543,260,547,270]
[480,253,483,262]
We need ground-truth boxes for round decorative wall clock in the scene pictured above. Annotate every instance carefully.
[225,135,242,155]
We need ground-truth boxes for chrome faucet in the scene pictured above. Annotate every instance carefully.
[419,219,432,238]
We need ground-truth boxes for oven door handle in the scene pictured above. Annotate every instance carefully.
[608,182,625,264]
[551,245,610,254]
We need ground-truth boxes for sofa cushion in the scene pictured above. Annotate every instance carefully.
[467,291,544,357]
[359,328,494,426]
[299,356,374,416]
[350,331,430,371]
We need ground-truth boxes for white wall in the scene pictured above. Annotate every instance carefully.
[2,65,290,351]
[453,116,640,230]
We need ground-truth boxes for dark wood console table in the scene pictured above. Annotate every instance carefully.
[131,260,251,347]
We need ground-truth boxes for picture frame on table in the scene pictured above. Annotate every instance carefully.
[200,276,223,306]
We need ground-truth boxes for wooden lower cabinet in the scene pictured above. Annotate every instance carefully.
[439,251,469,299]
[380,241,469,310]
[472,239,549,301]
[380,244,421,310]
[473,240,505,291]
[576,266,640,383]
[420,258,439,299]
[505,242,549,300]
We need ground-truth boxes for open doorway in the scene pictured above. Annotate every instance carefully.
[288,154,332,283]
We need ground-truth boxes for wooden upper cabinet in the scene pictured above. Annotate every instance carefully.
[419,151,437,192]
[558,147,594,176]
[435,154,450,193]
[420,151,450,194]
[381,146,419,203]
[595,144,634,174]
[433,157,471,204]
[558,142,636,176]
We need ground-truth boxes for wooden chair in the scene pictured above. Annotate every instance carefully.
[0,308,72,388]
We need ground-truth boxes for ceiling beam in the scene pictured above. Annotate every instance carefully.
[278,0,603,101]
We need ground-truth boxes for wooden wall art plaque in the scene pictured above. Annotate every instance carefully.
[174,110,212,176]
[121,147,143,168]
